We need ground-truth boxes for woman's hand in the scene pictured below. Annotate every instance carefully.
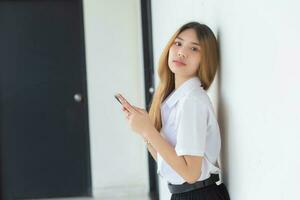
[121,100,155,137]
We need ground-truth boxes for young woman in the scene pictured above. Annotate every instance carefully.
[119,22,230,200]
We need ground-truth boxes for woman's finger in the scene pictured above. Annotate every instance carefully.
[117,94,136,114]
[133,106,146,113]
[122,106,129,114]
[132,106,144,113]
[126,112,130,119]
[122,101,136,114]
[122,107,130,120]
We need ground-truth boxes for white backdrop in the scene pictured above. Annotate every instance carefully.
[152,0,300,199]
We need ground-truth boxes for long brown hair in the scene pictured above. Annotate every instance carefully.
[148,22,219,131]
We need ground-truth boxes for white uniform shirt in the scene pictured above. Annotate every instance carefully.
[157,76,221,184]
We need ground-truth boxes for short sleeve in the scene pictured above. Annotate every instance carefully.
[175,97,208,156]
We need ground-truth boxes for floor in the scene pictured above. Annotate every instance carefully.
[33,196,151,200]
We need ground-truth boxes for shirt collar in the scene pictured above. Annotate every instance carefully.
[163,76,203,109]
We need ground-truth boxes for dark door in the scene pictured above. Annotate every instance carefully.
[0,0,92,199]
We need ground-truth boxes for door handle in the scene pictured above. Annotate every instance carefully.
[74,93,82,102]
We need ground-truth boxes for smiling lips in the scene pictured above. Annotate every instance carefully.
[173,60,186,66]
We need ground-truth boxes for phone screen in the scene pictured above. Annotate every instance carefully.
[114,93,131,112]
[115,93,132,106]
[114,94,123,105]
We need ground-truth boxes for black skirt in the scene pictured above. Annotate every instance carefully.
[170,182,230,200]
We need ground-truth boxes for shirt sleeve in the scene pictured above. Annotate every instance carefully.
[175,97,208,156]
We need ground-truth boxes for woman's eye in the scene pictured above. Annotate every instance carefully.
[174,41,181,46]
[191,47,198,51]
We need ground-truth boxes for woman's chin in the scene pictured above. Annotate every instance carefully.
[170,65,185,73]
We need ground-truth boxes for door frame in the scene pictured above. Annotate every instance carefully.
[140,0,159,199]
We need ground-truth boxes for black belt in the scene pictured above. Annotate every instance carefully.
[168,173,220,194]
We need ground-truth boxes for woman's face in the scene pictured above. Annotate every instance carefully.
[168,28,202,79]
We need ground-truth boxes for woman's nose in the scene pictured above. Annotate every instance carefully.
[177,48,187,58]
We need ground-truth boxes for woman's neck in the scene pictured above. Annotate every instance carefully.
[175,75,196,90]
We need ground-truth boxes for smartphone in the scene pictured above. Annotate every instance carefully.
[114,93,132,111]
[114,94,123,105]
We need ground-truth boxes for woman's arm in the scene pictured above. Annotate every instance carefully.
[143,127,202,184]
[120,100,201,183]
[146,143,157,161]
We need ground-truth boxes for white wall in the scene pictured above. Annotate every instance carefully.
[152,0,300,199]
[82,0,149,198]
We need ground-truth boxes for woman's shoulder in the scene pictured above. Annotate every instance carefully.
[178,88,218,122]
[181,87,212,107]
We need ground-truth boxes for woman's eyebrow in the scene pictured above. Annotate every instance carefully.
[176,36,201,46]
